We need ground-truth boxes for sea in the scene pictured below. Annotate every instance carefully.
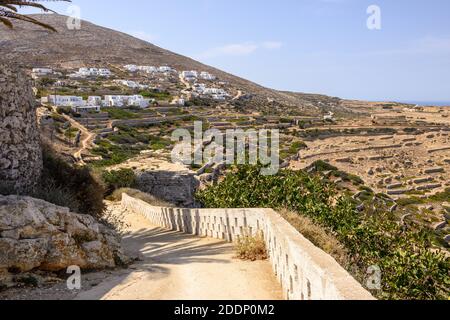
[396,101,450,107]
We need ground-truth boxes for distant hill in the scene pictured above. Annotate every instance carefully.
[0,14,344,115]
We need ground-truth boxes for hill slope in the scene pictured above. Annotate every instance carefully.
[0,14,343,114]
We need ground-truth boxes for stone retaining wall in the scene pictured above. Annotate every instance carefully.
[121,194,374,300]
[0,64,42,194]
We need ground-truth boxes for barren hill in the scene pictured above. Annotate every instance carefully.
[0,14,344,115]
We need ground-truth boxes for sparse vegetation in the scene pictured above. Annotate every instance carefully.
[235,232,268,261]
[102,168,137,194]
[33,145,106,218]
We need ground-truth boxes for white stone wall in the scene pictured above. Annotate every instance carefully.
[122,194,374,300]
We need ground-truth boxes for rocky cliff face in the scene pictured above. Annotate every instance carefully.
[0,64,42,194]
[136,171,200,208]
[0,195,129,285]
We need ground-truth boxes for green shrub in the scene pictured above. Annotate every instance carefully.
[102,169,136,194]
[196,165,449,300]
[33,145,106,218]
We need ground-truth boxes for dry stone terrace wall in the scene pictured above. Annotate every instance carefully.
[122,194,374,300]
[0,64,42,194]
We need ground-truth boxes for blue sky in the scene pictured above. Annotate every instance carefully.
[19,0,450,102]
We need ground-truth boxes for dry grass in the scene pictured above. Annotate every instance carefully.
[235,232,268,261]
[278,209,351,268]
[108,188,176,208]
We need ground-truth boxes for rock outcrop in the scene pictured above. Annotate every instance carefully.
[0,64,42,194]
[0,195,128,281]
[136,171,200,208]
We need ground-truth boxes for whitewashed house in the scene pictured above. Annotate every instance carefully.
[200,72,216,81]
[104,95,150,108]
[128,95,151,108]
[158,66,172,73]
[114,80,149,89]
[124,64,138,72]
[32,68,53,78]
[47,95,85,107]
[171,98,185,106]
[72,105,101,113]
[181,70,198,81]
[193,83,206,93]
[104,95,126,107]
[75,67,112,78]
[88,96,102,105]
[203,88,226,95]
[98,68,112,77]
[212,94,226,101]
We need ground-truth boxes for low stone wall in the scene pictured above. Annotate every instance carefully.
[121,194,374,300]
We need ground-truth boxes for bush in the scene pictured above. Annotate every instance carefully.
[33,145,106,218]
[102,169,137,194]
[235,232,268,261]
[196,165,449,300]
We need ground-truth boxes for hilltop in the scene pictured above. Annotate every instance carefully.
[0,13,343,115]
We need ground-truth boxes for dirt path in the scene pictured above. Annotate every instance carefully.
[75,204,283,300]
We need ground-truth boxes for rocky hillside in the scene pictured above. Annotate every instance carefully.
[0,14,344,115]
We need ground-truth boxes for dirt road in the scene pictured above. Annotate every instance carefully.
[75,204,282,300]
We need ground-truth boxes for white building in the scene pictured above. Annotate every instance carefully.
[124,64,138,72]
[143,66,158,73]
[47,95,85,107]
[211,94,226,101]
[158,66,172,73]
[72,105,101,113]
[128,95,151,108]
[32,68,53,78]
[88,96,102,105]
[114,80,149,89]
[200,72,216,81]
[171,98,185,106]
[203,88,226,95]
[181,70,198,81]
[104,95,126,107]
[75,67,112,78]
[104,95,150,108]
[193,83,206,93]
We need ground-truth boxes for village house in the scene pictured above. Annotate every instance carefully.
[114,80,149,89]
[124,64,138,72]
[200,72,216,81]
[158,66,173,73]
[181,70,198,82]
[193,83,206,93]
[46,95,85,107]
[31,68,53,78]
[88,96,102,105]
[171,98,186,106]
[203,88,226,95]
[72,67,113,78]
[104,95,150,108]
[72,105,101,113]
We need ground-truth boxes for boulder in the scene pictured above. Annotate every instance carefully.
[136,171,200,207]
[0,195,128,279]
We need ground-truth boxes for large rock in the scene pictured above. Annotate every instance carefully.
[136,171,200,207]
[0,195,128,278]
[0,64,42,194]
